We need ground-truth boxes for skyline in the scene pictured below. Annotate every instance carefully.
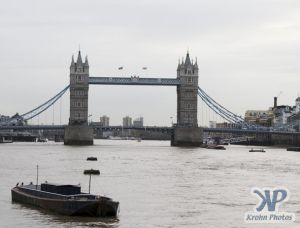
[1,0,300,126]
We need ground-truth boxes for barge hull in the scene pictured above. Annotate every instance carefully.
[11,187,118,216]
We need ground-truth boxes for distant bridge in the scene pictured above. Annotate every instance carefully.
[2,125,300,137]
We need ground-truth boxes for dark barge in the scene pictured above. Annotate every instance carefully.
[11,182,119,217]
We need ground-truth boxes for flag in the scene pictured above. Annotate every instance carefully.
[118,67,123,70]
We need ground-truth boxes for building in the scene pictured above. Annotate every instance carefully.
[209,121,216,128]
[272,97,300,126]
[243,96,300,128]
[99,115,109,127]
[123,116,132,127]
[216,122,239,129]
[0,115,10,123]
[244,110,274,127]
[133,117,144,127]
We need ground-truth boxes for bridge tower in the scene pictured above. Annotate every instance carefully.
[64,51,94,145]
[171,52,203,146]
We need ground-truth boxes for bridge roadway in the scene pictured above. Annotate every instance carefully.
[1,125,300,136]
[89,77,180,86]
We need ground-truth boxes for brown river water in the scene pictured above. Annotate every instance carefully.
[1,140,300,228]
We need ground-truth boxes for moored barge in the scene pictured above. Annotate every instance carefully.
[11,182,119,217]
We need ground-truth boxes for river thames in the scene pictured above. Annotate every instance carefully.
[1,140,300,227]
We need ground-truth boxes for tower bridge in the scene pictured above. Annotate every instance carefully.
[2,50,299,146]
[64,51,202,146]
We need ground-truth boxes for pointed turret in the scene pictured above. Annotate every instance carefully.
[70,55,75,67]
[84,56,89,67]
[194,57,198,69]
[177,59,181,71]
[70,55,76,73]
[184,51,192,66]
[76,51,83,65]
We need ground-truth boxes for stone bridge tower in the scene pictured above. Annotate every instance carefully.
[171,52,202,146]
[64,51,93,145]
[176,52,198,126]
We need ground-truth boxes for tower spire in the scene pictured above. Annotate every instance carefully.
[84,55,89,67]
[77,50,83,65]
[184,51,191,66]
[70,55,75,67]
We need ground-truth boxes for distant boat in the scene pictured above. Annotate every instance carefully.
[37,137,48,142]
[11,182,119,216]
[84,169,100,175]
[0,136,13,143]
[286,147,300,152]
[87,157,97,161]
[206,145,226,150]
[249,148,265,153]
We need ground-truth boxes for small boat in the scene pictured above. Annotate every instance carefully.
[0,136,13,143]
[200,144,208,148]
[206,145,226,150]
[11,182,119,216]
[87,157,97,161]
[84,169,100,175]
[249,148,265,153]
[37,137,48,142]
[287,147,300,152]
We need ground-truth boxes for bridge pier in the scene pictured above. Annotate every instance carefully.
[171,126,203,147]
[64,125,93,145]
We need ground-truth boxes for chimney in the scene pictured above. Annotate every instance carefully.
[274,97,277,108]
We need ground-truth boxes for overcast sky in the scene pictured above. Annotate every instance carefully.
[1,0,300,126]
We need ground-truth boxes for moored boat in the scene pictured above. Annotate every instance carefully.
[249,148,265,153]
[87,157,98,161]
[0,136,13,143]
[11,182,119,217]
[206,145,226,150]
[287,147,300,152]
[84,169,100,175]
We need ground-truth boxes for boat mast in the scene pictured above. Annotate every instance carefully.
[36,165,39,190]
[88,173,91,194]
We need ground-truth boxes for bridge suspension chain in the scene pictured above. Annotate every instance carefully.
[21,85,70,121]
[0,85,70,126]
[197,86,266,129]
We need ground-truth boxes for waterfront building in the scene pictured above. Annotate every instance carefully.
[123,116,132,127]
[0,115,10,123]
[244,97,300,127]
[100,115,109,127]
[133,117,144,127]
[272,97,300,126]
[244,110,274,127]
[209,121,217,128]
